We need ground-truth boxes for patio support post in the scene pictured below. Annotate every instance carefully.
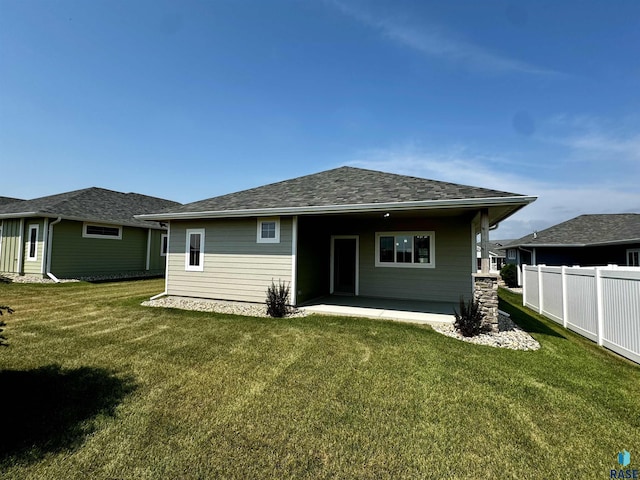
[473,273,500,332]
[480,208,490,274]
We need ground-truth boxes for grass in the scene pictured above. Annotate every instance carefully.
[0,280,638,479]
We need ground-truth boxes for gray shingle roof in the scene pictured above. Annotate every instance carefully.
[0,188,180,229]
[0,196,24,206]
[157,166,526,215]
[508,214,640,247]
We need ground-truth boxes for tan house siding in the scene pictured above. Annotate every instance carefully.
[167,218,293,303]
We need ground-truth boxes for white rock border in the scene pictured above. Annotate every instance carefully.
[431,311,540,351]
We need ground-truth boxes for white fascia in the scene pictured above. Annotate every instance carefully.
[135,196,538,221]
[0,212,167,230]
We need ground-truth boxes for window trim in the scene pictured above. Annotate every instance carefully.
[257,217,280,244]
[160,233,168,257]
[82,222,122,240]
[27,224,39,261]
[627,248,640,267]
[185,228,205,271]
[375,231,435,268]
[507,248,517,260]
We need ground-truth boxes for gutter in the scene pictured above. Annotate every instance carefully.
[135,195,538,221]
[0,212,167,230]
[45,217,62,282]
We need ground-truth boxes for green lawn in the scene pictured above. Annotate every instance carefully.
[0,280,638,479]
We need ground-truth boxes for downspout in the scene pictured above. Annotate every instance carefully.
[46,217,62,282]
[17,218,25,274]
[290,216,298,306]
[41,218,50,275]
[145,228,151,271]
[517,246,535,287]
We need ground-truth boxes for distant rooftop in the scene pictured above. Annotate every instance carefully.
[0,188,180,228]
[507,214,640,247]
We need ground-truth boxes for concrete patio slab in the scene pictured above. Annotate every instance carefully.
[300,296,456,325]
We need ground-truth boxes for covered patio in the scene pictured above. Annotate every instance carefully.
[300,295,456,325]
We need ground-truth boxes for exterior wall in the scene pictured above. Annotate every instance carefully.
[23,218,46,275]
[296,217,330,304]
[535,244,640,267]
[0,219,23,273]
[358,216,473,303]
[506,243,640,268]
[166,218,293,303]
[296,213,474,304]
[148,229,167,272]
[50,220,163,277]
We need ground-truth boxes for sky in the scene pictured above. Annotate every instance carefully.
[1,0,639,239]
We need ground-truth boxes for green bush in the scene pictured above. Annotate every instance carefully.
[453,297,484,337]
[500,263,518,288]
[265,281,291,318]
[0,305,14,347]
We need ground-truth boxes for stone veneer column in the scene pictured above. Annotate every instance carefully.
[472,273,499,332]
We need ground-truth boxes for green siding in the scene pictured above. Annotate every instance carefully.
[148,229,167,272]
[50,220,163,277]
[0,219,22,273]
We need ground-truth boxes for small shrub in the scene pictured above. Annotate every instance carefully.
[500,263,518,288]
[266,281,291,318]
[0,305,14,347]
[453,297,484,337]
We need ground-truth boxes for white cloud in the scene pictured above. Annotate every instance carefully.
[328,0,559,76]
[347,144,640,240]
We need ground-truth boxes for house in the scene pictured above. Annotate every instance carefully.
[0,188,180,280]
[476,241,510,273]
[137,167,535,307]
[503,214,640,269]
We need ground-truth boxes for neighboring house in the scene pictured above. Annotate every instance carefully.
[0,188,180,280]
[476,241,510,273]
[138,167,535,306]
[503,214,640,269]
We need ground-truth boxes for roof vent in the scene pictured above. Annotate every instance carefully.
[533,231,538,239]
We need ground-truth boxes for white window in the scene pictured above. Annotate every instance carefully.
[628,249,640,267]
[27,224,39,261]
[83,223,122,239]
[375,231,435,268]
[257,217,280,244]
[507,249,516,260]
[161,234,168,256]
[185,229,205,271]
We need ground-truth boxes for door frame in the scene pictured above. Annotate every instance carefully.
[330,235,359,295]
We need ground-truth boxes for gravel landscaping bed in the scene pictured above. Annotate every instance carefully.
[142,295,309,318]
[431,312,540,351]
[1,271,162,284]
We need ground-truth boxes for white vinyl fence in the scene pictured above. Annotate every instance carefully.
[523,265,640,364]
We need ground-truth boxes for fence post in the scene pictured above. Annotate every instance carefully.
[561,265,568,328]
[522,264,527,307]
[538,264,544,315]
[595,267,604,346]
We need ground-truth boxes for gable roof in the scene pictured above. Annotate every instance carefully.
[507,214,640,248]
[139,167,535,220]
[0,196,25,206]
[0,188,180,229]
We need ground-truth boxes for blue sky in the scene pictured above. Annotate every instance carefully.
[1,0,639,239]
